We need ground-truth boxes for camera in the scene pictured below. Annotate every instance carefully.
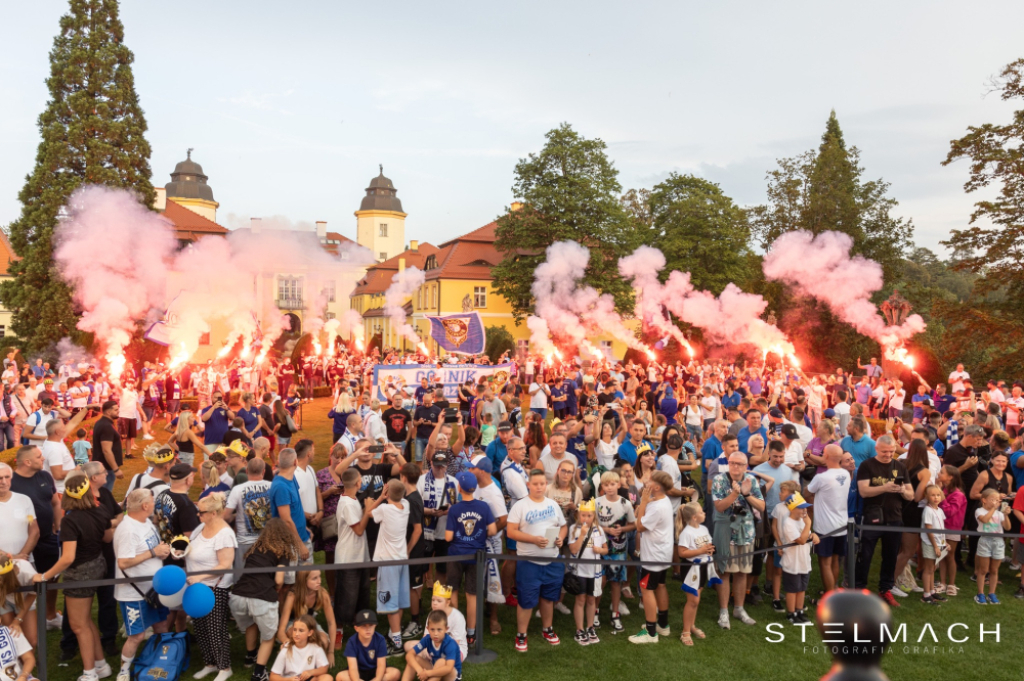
[729,504,748,522]
[443,408,458,424]
[368,444,386,454]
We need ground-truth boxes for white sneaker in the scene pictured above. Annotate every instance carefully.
[909,583,924,593]
[717,611,731,629]
[554,601,572,615]
[627,628,659,644]
[889,586,908,598]
[194,667,219,680]
[638,599,645,611]
[95,660,113,679]
[733,607,756,625]
[213,670,233,681]
[656,625,671,637]
[621,586,635,599]
[534,610,540,618]
[616,602,630,616]
[47,613,63,630]
[78,673,99,681]
[116,669,131,681]
[142,433,155,440]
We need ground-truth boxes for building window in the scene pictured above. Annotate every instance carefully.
[379,224,388,237]
[278,276,303,307]
[379,252,387,261]
[326,312,336,320]
[516,339,529,358]
[0,325,5,338]
[324,281,336,303]
[474,286,486,308]
[417,288,422,309]
[199,332,210,346]
[431,286,436,309]
[599,340,612,358]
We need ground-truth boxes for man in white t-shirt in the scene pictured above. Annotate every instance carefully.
[292,439,322,531]
[334,468,372,629]
[224,458,273,570]
[887,380,906,419]
[805,444,849,593]
[40,407,90,493]
[948,364,970,394]
[506,469,567,652]
[114,488,172,680]
[528,380,550,420]
[538,433,577,483]
[0,464,38,560]
[699,387,719,430]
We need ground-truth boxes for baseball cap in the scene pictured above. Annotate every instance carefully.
[497,421,513,432]
[470,457,493,474]
[781,423,798,440]
[354,610,378,626]
[456,471,478,492]
[786,493,812,510]
[768,408,784,419]
[431,452,448,466]
[823,408,836,419]
[919,397,934,407]
[169,463,197,480]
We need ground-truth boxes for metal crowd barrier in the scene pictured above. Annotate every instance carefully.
[35,520,1024,679]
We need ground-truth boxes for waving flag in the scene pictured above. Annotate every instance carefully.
[427,312,486,355]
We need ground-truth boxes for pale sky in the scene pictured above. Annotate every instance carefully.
[2,0,1022,253]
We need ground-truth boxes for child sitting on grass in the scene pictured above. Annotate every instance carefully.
[337,610,399,681]
[270,615,331,681]
[780,493,819,625]
[402,610,461,681]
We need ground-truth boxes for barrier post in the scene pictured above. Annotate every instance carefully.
[846,517,857,589]
[464,550,497,664]
[35,579,48,681]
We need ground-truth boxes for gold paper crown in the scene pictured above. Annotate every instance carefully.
[144,444,175,465]
[170,535,190,547]
[0,557,12,575]
[432,582,453,599]
[577,498,597,513]
[66,478,91,499]
[227,439,249,457]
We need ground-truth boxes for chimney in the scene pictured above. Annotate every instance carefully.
[398,257,405,273]
[153,187,167,211]
[316,221,327,240]
[251,217,262,234]
[410,240,418,252]
[510,201,524,212]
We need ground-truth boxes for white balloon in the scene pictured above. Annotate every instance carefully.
[159,585,186,609]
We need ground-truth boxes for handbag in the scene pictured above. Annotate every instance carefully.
[562,525,595,596]
[286,413,298,432]
[130,580,163,611]
[320,511,338,540]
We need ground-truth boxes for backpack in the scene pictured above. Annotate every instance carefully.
[132,631,191,681]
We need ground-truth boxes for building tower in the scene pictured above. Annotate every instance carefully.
[355,165,406,262]
[164,148,219,221]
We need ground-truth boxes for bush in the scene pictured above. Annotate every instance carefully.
[312,386,332,398]
[485,325,516,364]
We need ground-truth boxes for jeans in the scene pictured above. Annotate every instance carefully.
[0,422,14,450]
[414,437,430,462]
[334,565,372,628]
[103,469,116,491]
[855,523,901,594]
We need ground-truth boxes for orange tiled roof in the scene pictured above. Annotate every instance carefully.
[352,243,438,297]
[0,230,20,275]
[425,222,500,281]
[161,199,229,237]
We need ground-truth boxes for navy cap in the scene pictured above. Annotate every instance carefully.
[354,610,377,626]
[456,471,478,492]
[470,457,494,474]
[823,408,836,418]
[768,408,784,419]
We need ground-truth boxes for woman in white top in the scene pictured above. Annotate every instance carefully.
[186,493,237,681]
[591,420,620,470]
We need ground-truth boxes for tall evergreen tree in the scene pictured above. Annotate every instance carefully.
[1,0,154,350]
[492,123,634,321]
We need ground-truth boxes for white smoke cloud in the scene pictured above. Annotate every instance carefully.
[384,266,426,343]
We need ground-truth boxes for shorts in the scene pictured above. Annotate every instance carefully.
[639,567,667,591]
[357,668,378,681]
[410,556,426,589]
[229,594,279,641]
[278,436,291,446]
[119,599,169,636]
[944,533,961,544]
[33,535,60,574]
[117,417,137,440]
[446,560,478,596]
[505,537,518,552]
[1014,540,1024,566]
[604,553,627,582]
[680,562,712,593]
[773,550,782,569]
[63,555,107,599]
[921,542,947,561]
[515,561,564,610]
[685,424,702,440]
[782,571,810,594]
[284,538,314,585]
[166,400,180,415]
[424,539,449,575]
[725,543,753,574]
[530,408,548,420]
[376,564,411,613]
[977,536,1006,560]
[573,576,597,597]
[815,535,847,558]
[143,405,156,421]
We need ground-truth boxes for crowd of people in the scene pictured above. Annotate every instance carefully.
[0,344,1021,681]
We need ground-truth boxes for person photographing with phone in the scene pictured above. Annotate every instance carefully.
[201,392,234,458]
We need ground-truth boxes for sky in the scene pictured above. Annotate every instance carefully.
[2,0,1022,252]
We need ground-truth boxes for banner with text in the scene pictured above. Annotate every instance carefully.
[373,362,515,402]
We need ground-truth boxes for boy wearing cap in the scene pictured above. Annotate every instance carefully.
[445,470,496,646]
[780,493,820,624]
[372,479,412,657]
[339,610,400,681]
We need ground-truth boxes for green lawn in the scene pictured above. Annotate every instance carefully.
[43,399,1021,681]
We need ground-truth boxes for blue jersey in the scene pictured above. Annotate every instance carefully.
[414,634,462,676]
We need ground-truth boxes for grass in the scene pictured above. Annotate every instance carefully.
[43,399,1022,681]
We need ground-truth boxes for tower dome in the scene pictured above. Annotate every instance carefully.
[359,164,404,212]
[165,148,215,202]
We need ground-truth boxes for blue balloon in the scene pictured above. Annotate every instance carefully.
[152,566,187,596]
[182,583,215,619]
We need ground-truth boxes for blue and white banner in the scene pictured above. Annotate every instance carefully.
[427,312,486,355]
[373,363,514,402]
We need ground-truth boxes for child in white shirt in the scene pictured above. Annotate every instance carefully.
[676,502,717,646]
[270,615,330,681]
[920,484,948,605]
[568,500,608,646]
[780,493,819,625]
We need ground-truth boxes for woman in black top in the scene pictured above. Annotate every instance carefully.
[893,440,931,593]
[273,398,293,446]
[33,473,113,680]
[971,450,1014,501]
